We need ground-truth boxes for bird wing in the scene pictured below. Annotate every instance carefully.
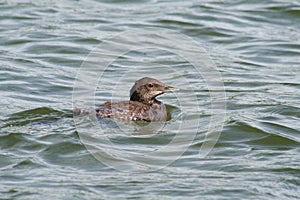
[97,101,152,122]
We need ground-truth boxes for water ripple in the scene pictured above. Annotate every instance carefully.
[1,0,300,199]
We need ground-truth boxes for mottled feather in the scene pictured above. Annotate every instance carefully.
[74,77,177,122]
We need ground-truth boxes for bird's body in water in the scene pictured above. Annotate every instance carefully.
[74,77,177,122]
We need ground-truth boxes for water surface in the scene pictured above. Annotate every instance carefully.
[1,0,299,199]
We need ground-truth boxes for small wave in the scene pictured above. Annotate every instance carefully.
[2,107,71,128]
[222,118,300,148]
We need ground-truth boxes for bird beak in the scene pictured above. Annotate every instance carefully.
[163,85,179,92]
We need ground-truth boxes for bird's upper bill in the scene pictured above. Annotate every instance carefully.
[163,85,179,92]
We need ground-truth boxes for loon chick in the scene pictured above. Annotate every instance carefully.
[96,77,178,122]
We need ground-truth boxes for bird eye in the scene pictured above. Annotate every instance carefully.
[148,83,153,88]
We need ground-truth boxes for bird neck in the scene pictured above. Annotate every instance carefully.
[130,91,160,105]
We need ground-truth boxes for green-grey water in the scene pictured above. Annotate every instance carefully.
[1,0,300,199]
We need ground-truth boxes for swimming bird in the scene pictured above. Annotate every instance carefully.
[94,77,178,122]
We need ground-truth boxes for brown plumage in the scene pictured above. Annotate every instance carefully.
[96,77,178,122]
